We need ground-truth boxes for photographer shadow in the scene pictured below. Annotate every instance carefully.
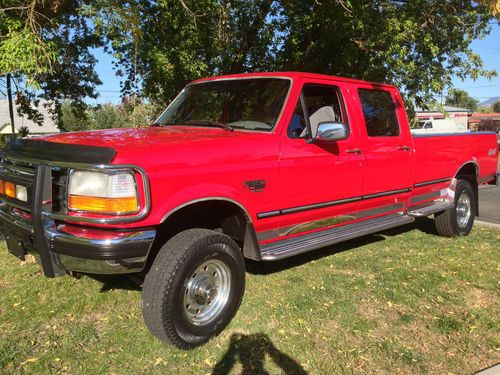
[212,333,307,375]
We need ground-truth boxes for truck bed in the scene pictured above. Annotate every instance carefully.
[412,132,498,186]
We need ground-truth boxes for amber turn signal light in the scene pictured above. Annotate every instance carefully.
[4,181,16,199]
[68,195,138,214]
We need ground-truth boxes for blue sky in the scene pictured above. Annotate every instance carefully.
[450,23,500,103]
[91,23,500,105]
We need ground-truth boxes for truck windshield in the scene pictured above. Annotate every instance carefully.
[155,78,290,131]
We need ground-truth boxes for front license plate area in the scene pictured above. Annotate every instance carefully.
[6,235,26,260]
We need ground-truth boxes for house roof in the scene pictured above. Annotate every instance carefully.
[470,113,500,118]
[469,113,500,122]
[415,105,470,113]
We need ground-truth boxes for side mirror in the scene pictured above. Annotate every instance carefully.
[315,122,348,142]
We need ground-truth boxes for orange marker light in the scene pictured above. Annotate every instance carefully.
[0,180,3,194]
[69,195,138,214]
[4,182,16,198]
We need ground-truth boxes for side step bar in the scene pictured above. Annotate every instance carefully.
[261,213,414,261]
[407,201,453,217]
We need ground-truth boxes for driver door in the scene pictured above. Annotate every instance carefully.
[272,80,364,240]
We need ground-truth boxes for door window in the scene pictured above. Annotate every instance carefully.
[288,85,346,139]
[358,89,400,137]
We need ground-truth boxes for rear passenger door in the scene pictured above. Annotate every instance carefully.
[356,87,413,212]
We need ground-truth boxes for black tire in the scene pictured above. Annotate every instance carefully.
[142,228,245,349]
[434,179,476,237]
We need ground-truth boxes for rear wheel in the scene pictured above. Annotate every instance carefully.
[142,228,245,349]
[435,179,475,237]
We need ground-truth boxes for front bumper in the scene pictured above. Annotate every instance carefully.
[0,205,155,275]
[0,163,155,276]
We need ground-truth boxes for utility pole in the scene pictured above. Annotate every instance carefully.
[6,73,15,135]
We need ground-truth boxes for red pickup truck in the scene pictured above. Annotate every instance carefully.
[0,72,497,349]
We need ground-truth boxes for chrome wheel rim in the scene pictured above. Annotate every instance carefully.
[456,193,471,229]
[183,259,231,325]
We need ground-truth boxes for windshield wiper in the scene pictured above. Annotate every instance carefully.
[183,119,234,132]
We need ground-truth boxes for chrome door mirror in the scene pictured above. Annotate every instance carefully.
[315,122,348,141]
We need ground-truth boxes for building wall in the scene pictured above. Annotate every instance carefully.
[469,113,500,133]
[0,99,59,134]
[447,112,469,129]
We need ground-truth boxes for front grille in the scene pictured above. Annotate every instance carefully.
[51,167,68,213]
[0,157,36,181]
[0,156,36,211]
[0,156,68,215]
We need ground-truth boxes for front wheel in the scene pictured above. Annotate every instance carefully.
[434,179,476,237]
[142,229,245,349]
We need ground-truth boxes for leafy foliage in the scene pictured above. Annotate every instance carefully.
[95,0,499,110]
[60,99,154,131]
[493,100,500,112]
[1,0,499,128]
[59,101,92,132]
[0,1,102,128]
[445,88,479,112]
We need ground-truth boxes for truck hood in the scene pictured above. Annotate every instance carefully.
[39,126,240,150]
[34,125,272,166]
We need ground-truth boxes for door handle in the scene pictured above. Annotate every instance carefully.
[346,148,362,154]
[397,145,411,151]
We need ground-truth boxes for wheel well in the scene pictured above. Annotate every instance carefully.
[145,200,259,271]
[455,162,479,216]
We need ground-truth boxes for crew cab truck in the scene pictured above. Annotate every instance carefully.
[0,72,497,349]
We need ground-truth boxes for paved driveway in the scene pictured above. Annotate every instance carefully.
[478,184,500,225]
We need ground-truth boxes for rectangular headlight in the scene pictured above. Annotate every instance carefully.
[68,170,138,214]
[15,185,28,202]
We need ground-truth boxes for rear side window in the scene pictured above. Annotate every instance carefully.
[358,89,399,137]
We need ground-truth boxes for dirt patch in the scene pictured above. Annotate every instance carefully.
[464,287,497,309]
[357,299,401,322]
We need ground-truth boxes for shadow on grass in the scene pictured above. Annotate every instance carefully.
[212,333,307,375]
[84,274,143,293]
[246,234,386,275]
[382,217,439,237]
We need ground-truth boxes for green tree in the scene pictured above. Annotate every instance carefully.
[60,100,154,131]
[95,0,498,110]
[445,88,479,112]
[492,101,500,113]
[60,101,92,132]
[118,96,156,128]
[92,104,123,129]
[2,0,500,126]
[1,1,103,129]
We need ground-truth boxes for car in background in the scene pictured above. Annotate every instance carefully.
[412,118,467,134]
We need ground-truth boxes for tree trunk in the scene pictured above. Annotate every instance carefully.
[6,73,15,136]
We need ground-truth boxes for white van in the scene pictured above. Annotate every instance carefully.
[412,119,467,134]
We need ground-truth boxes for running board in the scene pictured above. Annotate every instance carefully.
[260,213,414,261]
[407,201,453,217]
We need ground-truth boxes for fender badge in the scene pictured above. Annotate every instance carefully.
[244,180,266,192]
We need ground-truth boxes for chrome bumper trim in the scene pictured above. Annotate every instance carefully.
[46,226,156,261]
[48,227,155,274]
[0,204,34,234]
[55,254,148,274]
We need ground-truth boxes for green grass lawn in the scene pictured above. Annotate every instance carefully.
[0,219,499,374]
